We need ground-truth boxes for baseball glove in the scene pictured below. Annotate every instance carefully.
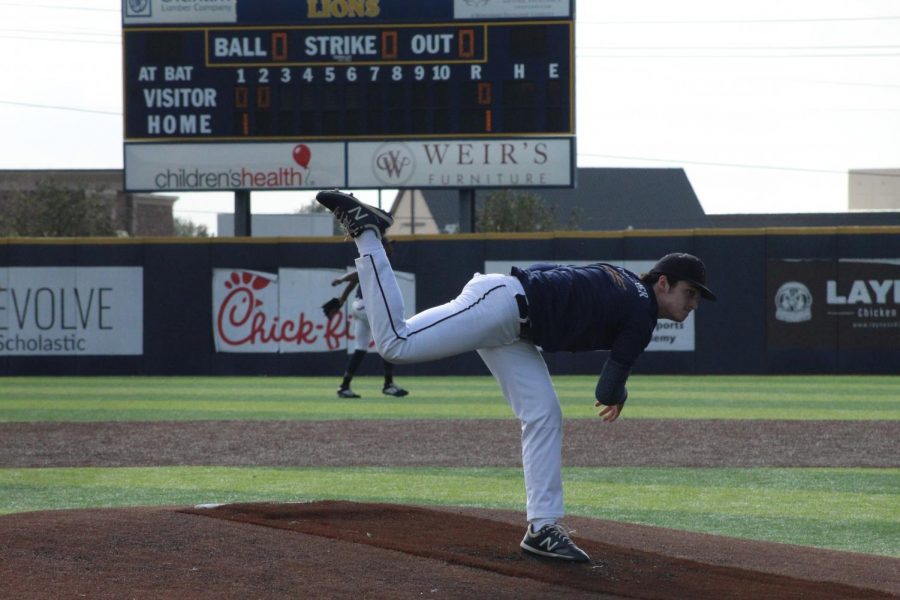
[322,297,342,319]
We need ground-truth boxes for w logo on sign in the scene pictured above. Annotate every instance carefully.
[126,0,151,17]
[372,143,415,185]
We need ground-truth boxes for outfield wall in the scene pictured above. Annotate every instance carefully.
[2,227,899,375]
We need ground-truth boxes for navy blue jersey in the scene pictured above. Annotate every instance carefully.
[512,263,658,367]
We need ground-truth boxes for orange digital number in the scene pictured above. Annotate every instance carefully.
[459,29,475,58]
[272,32,288,61]
[235,86,248,109]
[382,31,398,59]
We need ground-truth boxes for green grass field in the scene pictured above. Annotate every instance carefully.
[1,375,897,421]
[1,375,898,557]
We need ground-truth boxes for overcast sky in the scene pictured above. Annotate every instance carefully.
[1,0,898,234]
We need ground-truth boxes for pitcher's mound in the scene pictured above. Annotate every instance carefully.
[1,501,896,599]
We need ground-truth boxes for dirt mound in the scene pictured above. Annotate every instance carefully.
[2,501,896,599]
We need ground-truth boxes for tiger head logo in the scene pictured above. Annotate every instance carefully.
[126,0,151,17]
[775,281,813,323]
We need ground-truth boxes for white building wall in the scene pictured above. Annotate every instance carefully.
[217,213,335,237]
[849,169,900,210]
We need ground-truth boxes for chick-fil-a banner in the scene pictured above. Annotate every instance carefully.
[212,268,415,353]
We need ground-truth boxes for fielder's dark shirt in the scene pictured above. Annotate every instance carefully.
[512,263,658,367]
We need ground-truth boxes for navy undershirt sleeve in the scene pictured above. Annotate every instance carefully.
[595,359,630,406]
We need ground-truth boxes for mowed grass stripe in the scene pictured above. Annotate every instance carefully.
[2,398,892,421]
[0,400,512,422]
[565,467,899,495]
[620,406,897,420]
[1,466,896,556]
[6,375,898,394]
[4,404,892,422]
[0,467,527,514]
[1,375,899,422]
[0,377,501,396]
[564,508,898,558]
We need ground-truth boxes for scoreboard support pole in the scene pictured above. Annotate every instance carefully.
[459,188,476,233]
[235,190,252,237]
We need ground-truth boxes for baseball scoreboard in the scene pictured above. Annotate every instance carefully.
[122,0,575,191]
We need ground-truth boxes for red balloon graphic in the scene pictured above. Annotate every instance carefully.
[292,144,311,168]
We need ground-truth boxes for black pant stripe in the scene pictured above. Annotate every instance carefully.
[407,284,507,337]
[367,254,406,341]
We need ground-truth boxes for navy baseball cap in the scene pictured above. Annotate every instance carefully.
[650,253,717,301]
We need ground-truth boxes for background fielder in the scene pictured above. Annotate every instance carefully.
[324,252,409,399]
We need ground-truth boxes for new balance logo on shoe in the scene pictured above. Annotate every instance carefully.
[344,205,368,221]
[520,523,590,563]
[539,537,559,552]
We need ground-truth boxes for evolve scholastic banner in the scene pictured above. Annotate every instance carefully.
[0,267,143,355]
[212,268,416,353]
[767,258,900,350]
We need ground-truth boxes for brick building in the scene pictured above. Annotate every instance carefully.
[0,169,176,237]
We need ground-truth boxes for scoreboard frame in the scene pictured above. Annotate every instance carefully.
[122,0,576,192]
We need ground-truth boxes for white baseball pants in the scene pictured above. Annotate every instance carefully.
[355,245,564,523]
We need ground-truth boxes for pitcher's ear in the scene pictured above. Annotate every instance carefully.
[655,274,670,292]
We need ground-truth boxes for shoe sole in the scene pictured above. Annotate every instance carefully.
[316,190,394,228]
[520,541,590,563]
